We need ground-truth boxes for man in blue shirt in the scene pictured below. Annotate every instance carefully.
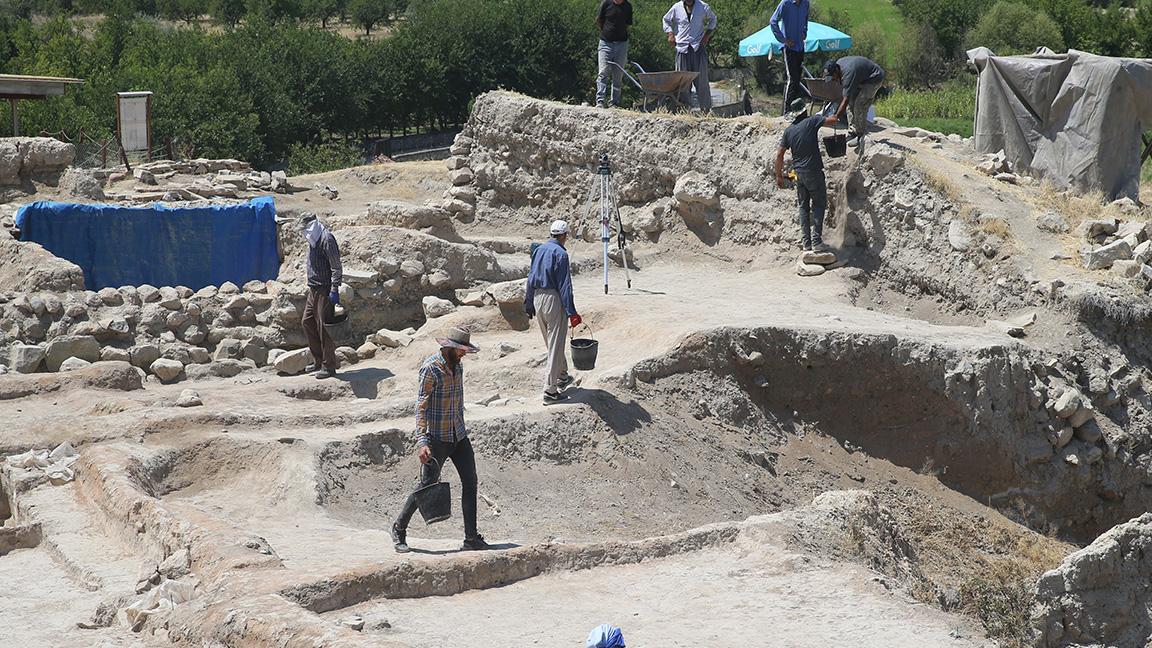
[524,220,582,403]
[775,99,839,252]
[663,0,718,112]
[770,0,809,116]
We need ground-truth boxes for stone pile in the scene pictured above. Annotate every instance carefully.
[442,134,477,222]
[0,279,319,384]
[98,159,297,204]
[1077,216,1152,278]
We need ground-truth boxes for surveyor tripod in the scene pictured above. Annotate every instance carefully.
[583,153,631,294]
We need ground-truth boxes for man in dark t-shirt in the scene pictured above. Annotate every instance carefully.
[775,100,839,252]
[596,0,633,108]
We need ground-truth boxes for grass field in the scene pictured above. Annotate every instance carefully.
[875,77,977,137]
[817,0,904,36]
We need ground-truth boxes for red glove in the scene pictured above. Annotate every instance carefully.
[569,314,582,328]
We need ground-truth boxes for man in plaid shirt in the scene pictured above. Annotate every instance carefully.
[392,327,490,552]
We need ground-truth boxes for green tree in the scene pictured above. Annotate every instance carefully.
[892,21,948,88]
[893,0,985,57]
[964,1,1065,54]
[156,0,204,24]
[348,0,388,35]
[304,0,345,27]
[210,0,246,26]
[246,0,301,22]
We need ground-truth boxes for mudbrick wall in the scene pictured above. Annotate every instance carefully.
[454,91,1041,316]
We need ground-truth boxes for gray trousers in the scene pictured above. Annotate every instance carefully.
[533,289,569,393]
[796,169,827,248]
[597,40,629,107]
[674,45,711,111]
[849,80,882,136]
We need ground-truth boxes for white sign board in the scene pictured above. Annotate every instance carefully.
[117,92,152,153]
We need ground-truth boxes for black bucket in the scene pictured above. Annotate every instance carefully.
[823,134,847,158]
[414,458,451,525]
[570,323,598,371]
[323,304,352,344]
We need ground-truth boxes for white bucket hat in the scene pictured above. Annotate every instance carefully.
[550,220,569,235]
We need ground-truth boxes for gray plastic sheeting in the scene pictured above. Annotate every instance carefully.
[967,47,1152,200]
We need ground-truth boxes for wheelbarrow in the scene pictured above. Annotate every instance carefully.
[605,61,699,113]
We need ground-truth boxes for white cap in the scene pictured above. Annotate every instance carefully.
[550,220,569,235]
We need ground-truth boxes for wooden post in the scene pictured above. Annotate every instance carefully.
[116,135,132,173]
[8,99,19,137]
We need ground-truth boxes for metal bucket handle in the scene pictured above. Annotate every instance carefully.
[423,454,443,482]
[571,320,595,341]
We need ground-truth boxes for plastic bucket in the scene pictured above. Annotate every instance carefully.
[823,134,847,158]
[414,458,451,525]
[570,322,598,371]
[323,304,352,343]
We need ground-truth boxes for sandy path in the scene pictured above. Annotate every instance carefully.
[334,547,988,648]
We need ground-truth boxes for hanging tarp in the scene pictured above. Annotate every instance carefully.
[967,48,1152,200]
[14,197,280,290]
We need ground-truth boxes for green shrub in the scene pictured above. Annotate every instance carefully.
[891,20,949,88]
[964,1,1065,54]
[287,139,362,174]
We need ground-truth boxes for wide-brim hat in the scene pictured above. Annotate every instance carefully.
[436,327,479,353]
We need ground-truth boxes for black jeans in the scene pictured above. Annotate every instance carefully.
[395,437,479,539]
[796,169,827,248]
[781,47,807,114]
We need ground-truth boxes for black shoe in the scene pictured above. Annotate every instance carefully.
[557,374,575,390]
[462,535,491,551]
[544,390,568,404]
[315,368,336,379]
[392,524,410,553]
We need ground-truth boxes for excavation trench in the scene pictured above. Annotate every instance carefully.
[631,326,1147,545]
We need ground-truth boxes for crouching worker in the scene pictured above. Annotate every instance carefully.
[775,99,839,253]
[391,328,490,553]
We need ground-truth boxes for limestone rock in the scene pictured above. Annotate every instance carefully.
[1079,219,1119,240]
[1083,240,1133,270]
[1035,212,1069,234]
[673,171,719,206]
[1054,389,1081,418]
[157,287,182,309]
[428,269,453,289]
[129,344,162,369]
[372,329,413,348]
[399,260,425,279]
[149,358,185,383]
[98,287,124,306]
[1133,240,1152,264]
[45,335,100,371]
[863,143,904,178]
[214,338,243,361]
[948,220,974,252]
[449,168,473,186]
[486,279,526,306]
[357,342,378,359]
[59,357,91,372]
[9,343,45,373]
[100,347,130,363]
[1112,259,1141,278]
[422,296,456,319]
[274,348,311,375]
[458,290,490,307]
[336,346,359,365]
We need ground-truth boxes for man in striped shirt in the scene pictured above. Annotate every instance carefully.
[392,327,490,552]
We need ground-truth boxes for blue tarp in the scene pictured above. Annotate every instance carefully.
[739,21,853,57]
[14,197,280,290]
